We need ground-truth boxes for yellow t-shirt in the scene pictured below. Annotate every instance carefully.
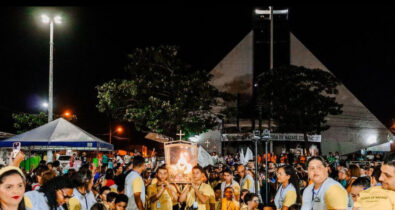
[354,186,395,209]
[324,185,348,209]
[233,183,241,199]
[68,197,81,210]
[132,176,144,193]
[147,184,176,210]
[185,183,215,210]
[24,196,33,209]
[282,190,297,208]
[215,199,221,210]
[223,182,241,200]
[221,198,240,210]
[241,177,253,192]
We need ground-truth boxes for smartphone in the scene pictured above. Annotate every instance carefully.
[12,142,21,159]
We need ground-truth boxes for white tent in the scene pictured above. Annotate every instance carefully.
[0,118,113,151]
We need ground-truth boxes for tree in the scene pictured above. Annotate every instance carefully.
[12,112,77,134]
[257,65,343,151]
[12,112,48,134]
[96,45,223,138]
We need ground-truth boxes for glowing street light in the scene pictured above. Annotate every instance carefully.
[42,102,48,108]
[109,125,124,144]
[63,111,71,117]
[115,126,124,134]
[40,13,63,122]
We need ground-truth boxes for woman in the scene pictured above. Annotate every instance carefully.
[346,164,360,193]
[24,175,74,210]
[102,169,116,188]
[221,187,239,210]
[337,168,348,188]
[239,189,249,209]
[0,166,27,210]
[41,170,57,187]
[68,168,96,210]
[241,193,259,210]
[274,165,300,210]
[31,165,49,191]
[301,156,348,210]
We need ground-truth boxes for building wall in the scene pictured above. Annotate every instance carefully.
[209,31,253,97]
[290,33,393,154]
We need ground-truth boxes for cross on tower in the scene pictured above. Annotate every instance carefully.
[205,139,210,148]
[176,130,185,141]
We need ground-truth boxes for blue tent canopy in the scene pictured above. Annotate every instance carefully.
[0,118,113,151]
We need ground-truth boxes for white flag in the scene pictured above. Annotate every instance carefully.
[240,148,245,165]
[198,146,214,168]
[245,147,254,163]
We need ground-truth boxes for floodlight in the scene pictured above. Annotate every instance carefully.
[54,16,62,24]
[41,14,50,24]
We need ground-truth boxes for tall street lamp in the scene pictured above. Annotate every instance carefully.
[41,14,62,122]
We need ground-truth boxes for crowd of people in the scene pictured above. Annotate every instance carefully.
[0,148,394,210]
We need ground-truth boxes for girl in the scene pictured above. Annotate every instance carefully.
[274,165,300,210]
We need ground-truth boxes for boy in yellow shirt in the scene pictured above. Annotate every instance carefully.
[147,165,178,210]
[221,186,240,210]
[179,165,215,210]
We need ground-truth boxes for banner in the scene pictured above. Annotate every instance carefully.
[223,133,321,142]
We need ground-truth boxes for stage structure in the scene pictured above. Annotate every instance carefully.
[164,140,198,184]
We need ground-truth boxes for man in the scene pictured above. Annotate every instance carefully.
[179,165,215,210]
[328,152,335,164]
[242,193,259,210]
[379,152,395,191]
[247,160,255,170]
[97,186,111,203]
[81,152,88,165]
[147,165,178,210]
[116,155,124,165]
[125,155,146,210]
[237,165,255,193]
[124,153,131,165]
[70,153,76,168]
[106,192,118,210]
[353,153,395,209]
[221,169,240,201]
[115,194,128,210]
[349,177,370,208]
[103,153,109,167]
[212,152,219,165]
[370,166,382,187]
[214,184,222,210]
[301,156,348,210]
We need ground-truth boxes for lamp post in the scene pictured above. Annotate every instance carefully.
[41,14,62,122]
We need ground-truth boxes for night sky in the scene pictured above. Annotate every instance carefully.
[0,5,394,142]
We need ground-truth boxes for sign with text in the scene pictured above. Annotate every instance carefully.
[222,133,321,142]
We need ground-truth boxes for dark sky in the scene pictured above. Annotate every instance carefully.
[0,5,394,139]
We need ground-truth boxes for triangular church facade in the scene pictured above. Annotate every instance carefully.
[208,31,393,155]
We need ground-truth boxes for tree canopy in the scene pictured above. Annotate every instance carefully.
[96,45,223,138]
[12,112,48,134]
[257,65,343,137]
[12,112,77,134]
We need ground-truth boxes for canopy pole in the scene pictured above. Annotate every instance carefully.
[29,147,32,173]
